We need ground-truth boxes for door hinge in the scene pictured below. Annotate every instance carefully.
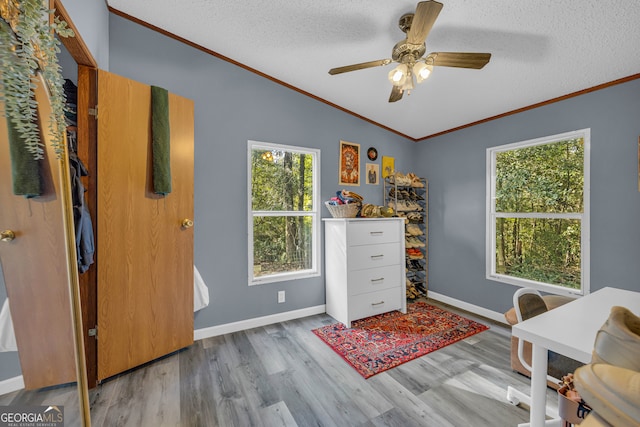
[88,326,97,339]
[88,106,98,119]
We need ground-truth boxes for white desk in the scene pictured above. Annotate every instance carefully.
[511,287,640,427]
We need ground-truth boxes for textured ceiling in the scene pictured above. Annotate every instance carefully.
[106,1,640,140]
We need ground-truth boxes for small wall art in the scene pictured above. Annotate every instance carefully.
[382,156,395,178]
[339,140,360,186]
[366,163,379,185]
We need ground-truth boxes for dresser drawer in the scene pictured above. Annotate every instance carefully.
[348,265,402,296]
[347,242,402,270]
[347,220,401,246]
[349,288,402,322]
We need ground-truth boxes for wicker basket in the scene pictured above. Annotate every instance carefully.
[325,201,360,218]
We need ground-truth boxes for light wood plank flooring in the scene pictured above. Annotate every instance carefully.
[0,300,559,426]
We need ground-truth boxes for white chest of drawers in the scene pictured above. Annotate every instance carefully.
[323,218,407,327]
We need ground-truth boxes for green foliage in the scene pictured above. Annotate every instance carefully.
[496,139,583,213]
[0,0,74,159]
[251,148,315,277]
[495,139,584,289]
[496,218,581,288]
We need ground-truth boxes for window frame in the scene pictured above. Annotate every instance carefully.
[247,140,321,286]
[485,129,590,297]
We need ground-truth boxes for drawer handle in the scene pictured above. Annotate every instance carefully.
[370,231,384,235]
[370,254,384,259]
[371,301,385,306]
[371,277,385,283]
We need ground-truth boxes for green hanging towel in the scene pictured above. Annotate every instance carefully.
[6,116,42,198]
[151,85,171,195]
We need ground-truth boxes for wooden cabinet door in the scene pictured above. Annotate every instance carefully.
[0,75,77,389]
[96,70,194,381]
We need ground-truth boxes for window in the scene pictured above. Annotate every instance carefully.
[248,140,320,285]
[486,129,590,296]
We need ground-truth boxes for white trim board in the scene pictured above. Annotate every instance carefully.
[428,291,507,325]
[193,294,508,343]
[0,374,24,397]
[194,305,326,341]
[193,293,508,343]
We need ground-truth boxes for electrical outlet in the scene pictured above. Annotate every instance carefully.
[278,291,285,303]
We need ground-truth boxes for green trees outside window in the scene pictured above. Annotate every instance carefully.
[488,130,589,294]
[249,141,320,284]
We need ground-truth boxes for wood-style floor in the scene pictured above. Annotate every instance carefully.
[0,300,559,426]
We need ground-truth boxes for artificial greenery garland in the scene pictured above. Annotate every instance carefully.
[0,0,73,159]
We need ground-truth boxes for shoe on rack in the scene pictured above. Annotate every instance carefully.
[406,212,422,221]
[407,248,424,260]
[411,260,424,270]
[592,306,640,372]
[394,172,411,186]
[574,363,640,427]
[412,237,425,248]
[406,224,421,236]
[410,189,424,200]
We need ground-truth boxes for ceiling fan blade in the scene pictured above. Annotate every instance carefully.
[389,86,403,103]
[429,52,492,69]
[328,59,393,75]
[407,1,443,45]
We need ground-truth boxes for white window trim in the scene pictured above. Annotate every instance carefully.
[485,129,590,297]
[247,140,321,286]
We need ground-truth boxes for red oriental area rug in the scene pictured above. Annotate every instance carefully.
[312,302,489,378]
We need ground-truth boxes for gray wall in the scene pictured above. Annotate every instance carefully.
[60,0,110,70]
[108,14,416,330]
[414,79,640,315]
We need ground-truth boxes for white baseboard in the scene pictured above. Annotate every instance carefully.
[428,291,507,325]
[0,374,24,396]
[194,304,326,341]
[193,294,509,342]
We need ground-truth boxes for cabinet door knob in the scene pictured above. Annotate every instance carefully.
[1,230,16,242]
[181,219,194,229]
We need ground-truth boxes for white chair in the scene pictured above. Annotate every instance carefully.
[506,288,561,420]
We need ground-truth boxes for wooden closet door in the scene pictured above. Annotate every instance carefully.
[96,70,194,381]
[0,75,77,389]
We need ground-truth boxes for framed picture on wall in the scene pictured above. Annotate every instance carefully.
[339,140,360,186]
[366,163,379,185]
[382,156,395,178]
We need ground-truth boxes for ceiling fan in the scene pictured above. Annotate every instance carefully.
[328,0,491,103]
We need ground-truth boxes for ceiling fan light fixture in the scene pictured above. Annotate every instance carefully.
[388,64,408,86]
[413,61,433,84]
[400,73,415,92]
[327,1,492,103]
